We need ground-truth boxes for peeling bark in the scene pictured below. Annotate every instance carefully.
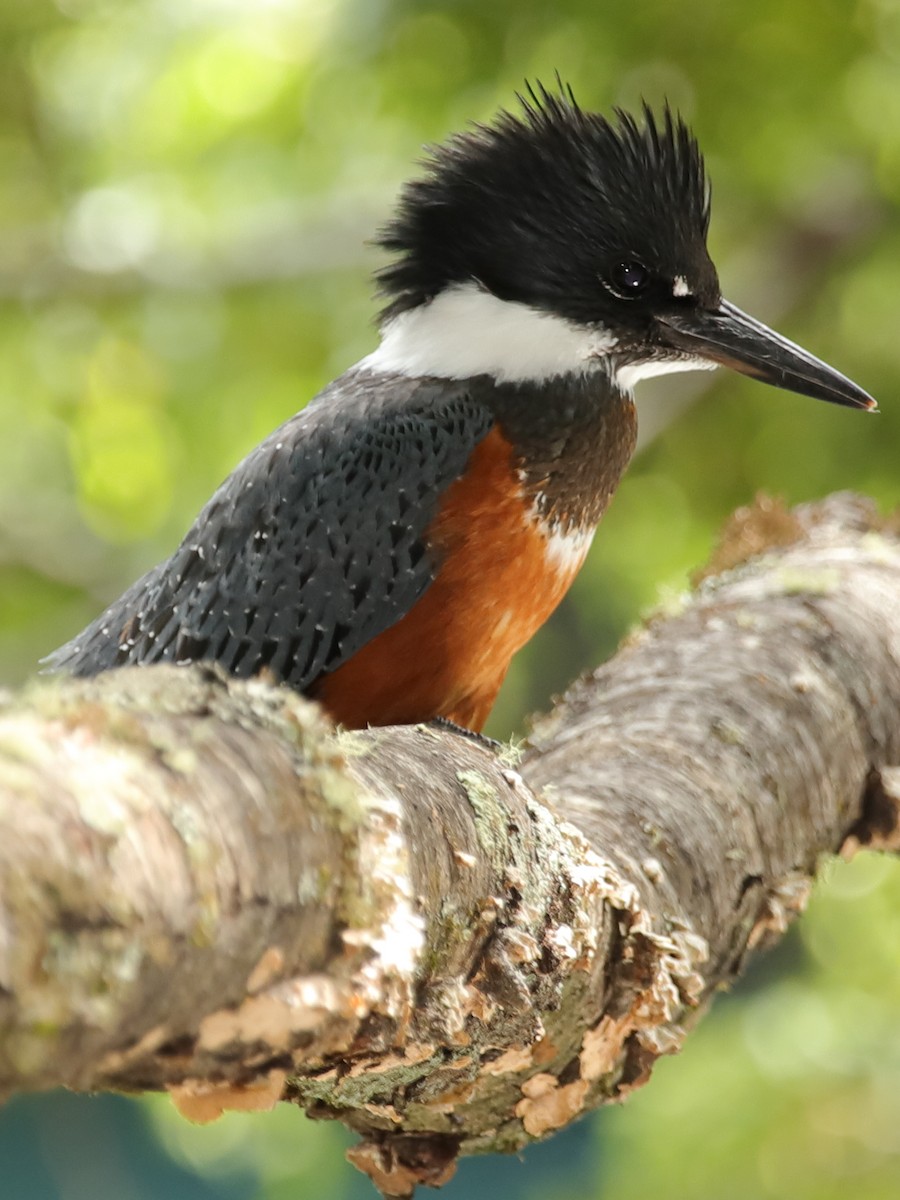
[1,493,899,1198]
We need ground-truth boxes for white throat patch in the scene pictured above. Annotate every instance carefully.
[362,283,617,384]
[615,356,717,392]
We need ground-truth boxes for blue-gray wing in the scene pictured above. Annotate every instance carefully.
[46,369,493,689]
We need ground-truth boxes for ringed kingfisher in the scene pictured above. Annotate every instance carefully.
[47,84,875,732]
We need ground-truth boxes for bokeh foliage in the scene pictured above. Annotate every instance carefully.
[2,0,900,1197]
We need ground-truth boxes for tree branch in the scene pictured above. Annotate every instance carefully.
[1,493,899,1197]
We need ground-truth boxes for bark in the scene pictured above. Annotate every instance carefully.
[1,492,899,1198]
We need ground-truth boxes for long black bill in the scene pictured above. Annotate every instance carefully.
[657,299,876,411]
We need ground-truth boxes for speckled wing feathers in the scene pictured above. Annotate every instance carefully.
[46,370,492,691]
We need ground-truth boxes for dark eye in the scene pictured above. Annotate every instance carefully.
[610,260,650,297]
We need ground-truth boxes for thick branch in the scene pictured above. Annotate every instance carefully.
[1,493,899,1196]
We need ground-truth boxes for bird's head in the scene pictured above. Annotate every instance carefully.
[373,83,874,410]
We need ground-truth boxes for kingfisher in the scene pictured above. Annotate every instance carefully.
[47,84,875,732]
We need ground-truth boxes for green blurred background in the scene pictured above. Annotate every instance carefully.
[3,0,900,1196]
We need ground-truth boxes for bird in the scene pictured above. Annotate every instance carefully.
[46,83,876,733]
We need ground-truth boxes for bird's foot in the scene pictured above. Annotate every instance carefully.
[428,716,502,752]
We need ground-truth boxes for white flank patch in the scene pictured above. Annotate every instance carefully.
[672,275,691,297]
[615,355,717,392]
[362,282,617,383]
[541,523,596,574]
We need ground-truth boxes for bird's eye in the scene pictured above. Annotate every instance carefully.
[610,260,650,297]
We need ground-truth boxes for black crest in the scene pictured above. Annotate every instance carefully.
[377,82,716,326]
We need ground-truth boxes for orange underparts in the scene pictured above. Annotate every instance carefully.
[312,426,592,732]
